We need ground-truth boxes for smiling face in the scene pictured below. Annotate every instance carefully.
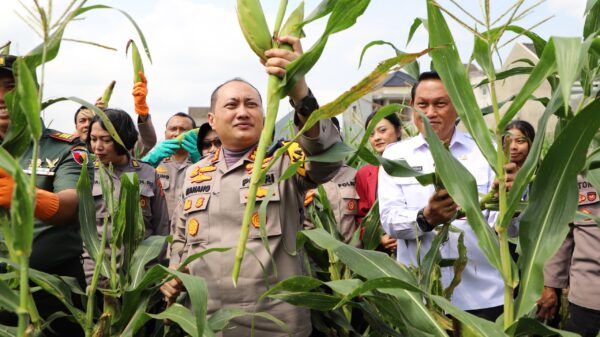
[89,121,128,166]
[207,81,263,151]
[369,118,401,155]
[0,70,15,139]
[504,128,530,167]
[412,79,458,144]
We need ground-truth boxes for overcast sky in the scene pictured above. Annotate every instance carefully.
[0,0,586,139]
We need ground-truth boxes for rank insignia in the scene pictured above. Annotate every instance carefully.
[156,166,168,174]
[245,187,269,200]
[195,197,204,208]
[211,148,221,163]
[132,160,140,168]
[588,192,597,202]
[347,200,357,211]
[29,159,42,169]
[45,158,59,169]
[251,212,264,229]
[248,148,258,161]
[304,189,315,207]
[140,198,147,208]
[188,218,199,236]
[579,194,586,203]
[191,174,212,184]
[49,132,77,143]
[200,165,216,173]
[184,199,192,211]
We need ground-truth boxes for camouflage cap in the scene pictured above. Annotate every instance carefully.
[0,54,16,73]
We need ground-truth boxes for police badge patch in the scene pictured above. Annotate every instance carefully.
[70,146,88,165]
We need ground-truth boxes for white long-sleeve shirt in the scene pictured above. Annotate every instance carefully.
[378,131,504,311]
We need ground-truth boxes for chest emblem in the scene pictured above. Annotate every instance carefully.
[191,174,212,184]
[195,197,204,208]
[184,199,192,211]
[251,212,264,229]
[157,166,168,174]
[347,199,357,211]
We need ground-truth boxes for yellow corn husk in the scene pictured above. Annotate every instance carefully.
[236,0,272,61]
[100,80,116,106]
[0,41,10,54]
[175,128,199,145]
[126,39,144,83]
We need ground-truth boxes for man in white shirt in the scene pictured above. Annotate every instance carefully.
[378,71,508,321]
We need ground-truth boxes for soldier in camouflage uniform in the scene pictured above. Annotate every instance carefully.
[160,36,342,336]
[0,54,92,337]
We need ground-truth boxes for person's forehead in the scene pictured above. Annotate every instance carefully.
[216,81,260,101]
[414,79,449,98]
[90,122,110,135]
[167,115,192,127]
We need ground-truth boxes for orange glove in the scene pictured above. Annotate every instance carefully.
[0,167,59,221]
[132,71,149,117]
[0,168,15,209]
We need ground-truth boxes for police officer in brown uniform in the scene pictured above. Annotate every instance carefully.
[144,112,200,222]
[161,36,342,336]
[537,175,600,336]
[83,108,169,283]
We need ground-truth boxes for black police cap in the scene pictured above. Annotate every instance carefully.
[0,54,17,73]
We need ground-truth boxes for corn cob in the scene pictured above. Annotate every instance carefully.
[175,128,199,145]
[100,80,116,106]
[126,39,144,83]
[236,0,272,61]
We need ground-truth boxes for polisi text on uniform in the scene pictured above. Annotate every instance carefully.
[186,185,211,195]
[338,181,355,188]
[242,173,275,187]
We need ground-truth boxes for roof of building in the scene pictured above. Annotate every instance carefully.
[381,71,416,87]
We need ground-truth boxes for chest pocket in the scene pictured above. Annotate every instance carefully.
[183,193,211,245]
[239,185,283,239]
[340,188,359,216]
[467,165,490,194]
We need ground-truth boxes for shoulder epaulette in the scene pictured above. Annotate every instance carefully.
[49,132,78,143]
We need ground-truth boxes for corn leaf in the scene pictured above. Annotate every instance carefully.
[279,0,371,99]
[128,235,167,289]
[14,58,41,140]
[418,110,502,273]
[147,303,199,337]
[280,1,305,38]
[1,89,31,157]
[515,98,600,318]
[126,40,145,83]
[506,317,579,337]
[268,292,341,311]
[159,266,208,337]
[426,0,498,172]
[336,277,423,309]
[307,141,355,162]
[298,229,447,336]
[361,200,384,251]
[498,39,557,130]
[420,224,450,291]
[431,295,505,337]
[77,156,111,279]
[10,168,34,255]
[554,37,590,114]
[0,280,19,311]
[117,296,151,337]
[358,41,419,80]
[67,96,125,148]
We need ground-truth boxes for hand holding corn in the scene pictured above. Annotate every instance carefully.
[264,35,308,104]
[132,71,149,117]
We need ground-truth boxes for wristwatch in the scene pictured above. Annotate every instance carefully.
[290,89,319,117]
[416,208,434,232]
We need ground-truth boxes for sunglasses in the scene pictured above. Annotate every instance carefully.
[201,138,221,150]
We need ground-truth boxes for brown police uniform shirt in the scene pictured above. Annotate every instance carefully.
[134,115,157,158]
[304,165,359,244]
[543,176,600,310]
[83,157,169,283]
[156,157,193,226]
[169,120,341,337]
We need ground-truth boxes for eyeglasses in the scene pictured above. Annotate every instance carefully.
[201,138,221,150]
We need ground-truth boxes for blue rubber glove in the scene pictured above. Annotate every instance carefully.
[181,131,201,163]
[142,139,180,167]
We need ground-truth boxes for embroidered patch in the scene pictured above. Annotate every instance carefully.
[195,197,204,208]
[588,192,597,202]
[191,174,212,184]
[251,212,263,229]
[184,199,192,211]
[140,198,147,208]
[156,166,168,174]
[188,218,199,236]
[347,199,357,211]
[579,194,586,203]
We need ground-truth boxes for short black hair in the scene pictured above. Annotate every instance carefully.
[504,119,535,144]
[410,71,442,102]
[166,112,197,129]
[87,108,138,156]
[74,106,88,124]
[196,122,214,151]
[365,110,401,130]
[210,77,262,111]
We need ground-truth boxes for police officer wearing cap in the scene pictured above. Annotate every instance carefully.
[160,36,342,336]
[0,54,92,337]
